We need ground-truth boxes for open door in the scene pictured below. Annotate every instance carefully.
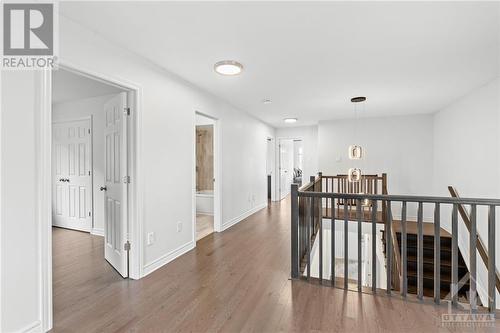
[102,92,129,277]
[279,139,294,200]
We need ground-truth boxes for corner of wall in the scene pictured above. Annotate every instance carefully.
[221,202,268,231]
[142,240,195,277]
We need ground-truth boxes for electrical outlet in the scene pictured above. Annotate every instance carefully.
[177,221,182,233]
[147,232,155,246]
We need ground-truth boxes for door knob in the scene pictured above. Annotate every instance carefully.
[65,178,70,182]
[100,186,107,191]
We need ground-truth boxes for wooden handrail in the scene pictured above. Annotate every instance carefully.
[448,186,500,293]
[379,174,401,292]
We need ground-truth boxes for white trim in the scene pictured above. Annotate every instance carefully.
[196,211,214,216]
[37,60,145,331]
[17,320,42,333]
[55,62,144,280]
[275,136,302,202]
[36,69,53,333]
[192,112,221,248]
[91,228,104,237]
[221,202,267,231]
[142,240,195,277]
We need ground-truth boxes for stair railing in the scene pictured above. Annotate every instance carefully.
[294,174,322,276]
[291,181,500,313]
[448,186,500,295]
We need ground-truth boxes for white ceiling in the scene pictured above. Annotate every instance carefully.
[53,69,123,104]
[60,2,500,127]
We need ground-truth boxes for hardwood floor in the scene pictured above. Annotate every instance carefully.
[52,199,499,332]
[196,214,214,241]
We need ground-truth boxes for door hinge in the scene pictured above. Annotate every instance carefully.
[123,175,131,183]
[88,129,91,134]
[88,211,91,217]
[124,107,131,116]
[124,241,131,251]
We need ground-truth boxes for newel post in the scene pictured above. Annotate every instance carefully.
[291,183,299,279]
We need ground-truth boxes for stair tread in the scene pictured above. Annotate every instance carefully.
[385,221,452,238]
[406,270,469,284]
[405,255,467,268]
[406,286,468,300]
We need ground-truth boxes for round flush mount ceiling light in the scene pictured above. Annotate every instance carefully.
[284,118,298,123]
[262,98,272,104]
[214,60,243,76]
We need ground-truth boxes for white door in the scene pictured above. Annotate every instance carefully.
[102,93,128,278]
[279,139,294,200]
[52,119,92,232]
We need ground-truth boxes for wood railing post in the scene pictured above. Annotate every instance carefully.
[291,184,299,279]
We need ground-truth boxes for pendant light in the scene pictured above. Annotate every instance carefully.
[348,96,369,205]
[348,97,365,164]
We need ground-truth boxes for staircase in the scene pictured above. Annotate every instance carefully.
[381,221,471,300]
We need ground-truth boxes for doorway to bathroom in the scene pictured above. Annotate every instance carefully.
[195,113,215,241]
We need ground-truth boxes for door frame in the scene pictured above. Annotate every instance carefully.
[51,116,94,233]
[276,137,301,200]
[36,61,144,331]
[192,111,221,242]
[266,137,276,203]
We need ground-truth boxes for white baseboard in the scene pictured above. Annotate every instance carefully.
[196,211,214,216]
[52,223,91,233]
[221,202,267,231]
[142,240,195,277]
[91,228,104,237]
[17,320,42,333]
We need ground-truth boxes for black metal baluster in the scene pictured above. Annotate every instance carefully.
[488,205,496,313]
[434,203,441,304]
[344,202,349,290]
[451,203,458,306]
[371,200,377,293]
[386,201,392,295]
[417,202,423,300]
[470,204,477,312]
[401,201,407,297]
[331,198,336,287]
[357,198,362,292]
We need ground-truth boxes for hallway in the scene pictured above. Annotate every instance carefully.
[52,199,497,332]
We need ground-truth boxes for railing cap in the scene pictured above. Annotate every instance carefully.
[297,191,500,206]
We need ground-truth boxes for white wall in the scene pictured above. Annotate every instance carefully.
[434,78,500,200]
[52,94,122,236]
[433,77,500,306]
[318,114,434,219]
[1,15,274,331]
[1,71,42,332]
[58,16,274,272]
[318,115,434,194]
[276,125,319,183]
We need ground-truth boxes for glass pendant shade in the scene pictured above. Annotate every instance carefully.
[348,145,363,160]
[348,168,362,182]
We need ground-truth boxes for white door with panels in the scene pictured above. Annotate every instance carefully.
[279,139,294,200]
[52,119,93,232]
[102,92,129,278]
